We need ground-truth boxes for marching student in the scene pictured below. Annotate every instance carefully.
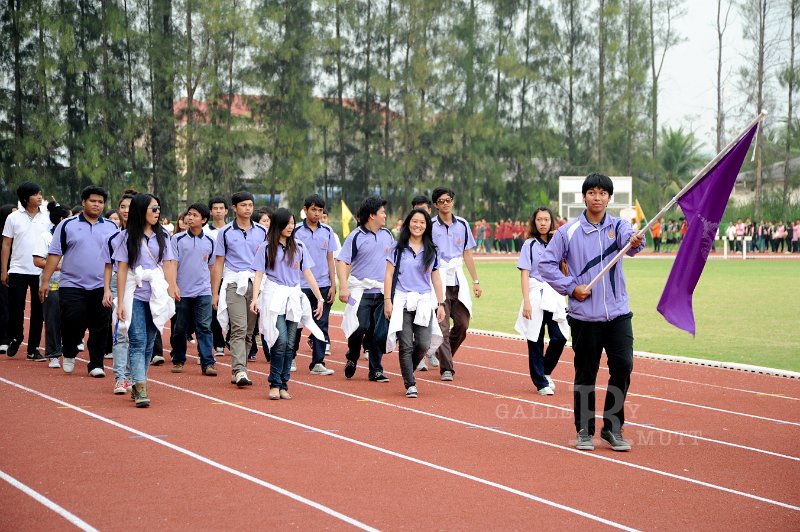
[384,209,446,398]
[514,207,569,396]
[292,194,339,375]
[0,204,17,355]
[430,187,482,382]
[2,182,49,360]
[248,208,272,362]
[411,195,432,214]
[211,192,267,387]
[39,186,118,376]
[113,194,177,407]
[32,201,72,368]
[170,203,217,376]
[204,196,229,357]
[336,196,394,383]
[250,208,325,399]
[103,190,137,394]
[539,172,645,452]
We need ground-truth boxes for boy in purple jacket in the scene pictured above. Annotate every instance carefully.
[539,173,644,452]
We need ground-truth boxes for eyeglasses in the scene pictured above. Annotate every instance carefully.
[436,197,453,205]
[150,206,161,213]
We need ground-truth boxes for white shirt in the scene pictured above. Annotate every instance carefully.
[2,209,51,275]
[203,223,225,242]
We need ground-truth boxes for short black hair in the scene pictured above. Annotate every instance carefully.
[81,185,109,202]
[16,181,42,206]
[432,187,455,204]
[411,195,431,208]
[581,172,614,196]
[208,196,228,210]
[187,202,210,222]
[304,194,325,209]
[231,191,254,206]
[357,196,387,227]
[47,201,71,225]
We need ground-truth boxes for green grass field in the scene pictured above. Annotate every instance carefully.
[334,258,800,371]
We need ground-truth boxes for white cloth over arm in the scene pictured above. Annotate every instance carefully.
[257,277,324,348]
[514,278,570,341]
[341,275,384,338]
[217,268,254,335]
[113,265,176,335]
[385,289,443,354]
[437,256,473,316]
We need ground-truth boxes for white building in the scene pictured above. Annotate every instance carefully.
[558,176,633,221]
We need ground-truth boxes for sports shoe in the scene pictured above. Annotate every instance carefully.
[279,389,292,400]
[77,341,85,352]
[235,371,252,387]
[416,359,428,371]
[89,367,106,378]
[6,339,20,358]
[545,375,556,390]
[600,428,631,451]
[62,357,75,373]
[171,363,184,374]
[344,360,357,379]
[310,363,334,375]
[202,365,217,376]
[290,360,297,372]
[405,385,418,398]
[537,386,554,396]
[363,350,370,361]
[104,352,113,359]
[575,429,595,451]
[369,372,389,383]
[247,352,256,361]
[113,379,127,395]
[0,344,8,354]
[427,353,439,367]
[151,355,165,366]
[325,343,331,354]
[27,350,46,362]
[132,382,150,408]
[440,370,454,382]
[215,347,224,356]
[48,357,60,369]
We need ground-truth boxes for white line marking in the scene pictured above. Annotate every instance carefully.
[0,469,99,532]
[0,377,377,531]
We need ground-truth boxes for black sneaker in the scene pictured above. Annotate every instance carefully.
[7,339,21,358]
[344,360,357,379]
[600,428,631,451]
[27,350,46,362]
[369,371,390,383]
[575,429,595,451]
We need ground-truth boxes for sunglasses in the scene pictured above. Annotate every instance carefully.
[436,197,453,205]
[150,205,161,213]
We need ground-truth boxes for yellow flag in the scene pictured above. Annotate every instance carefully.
[341,200,354,238]
[634,199,646,223]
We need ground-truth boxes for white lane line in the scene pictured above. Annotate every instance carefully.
[184,357,800,512]
[0,469,99,532]
[0,377,378,532]
[331,338,800,425]
[2,373,639,532]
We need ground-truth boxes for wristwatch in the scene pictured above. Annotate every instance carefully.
[473,280,480,285]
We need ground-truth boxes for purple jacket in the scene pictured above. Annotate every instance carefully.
[538,211,645,322]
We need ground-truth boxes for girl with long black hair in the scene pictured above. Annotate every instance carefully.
[384,208,446,399]
[113,193,177,407]
[514,206,569,395]
[250,208,324,400]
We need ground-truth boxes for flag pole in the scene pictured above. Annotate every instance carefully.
[585,111,766,291]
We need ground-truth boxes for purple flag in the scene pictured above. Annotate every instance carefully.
[657,123,758,335]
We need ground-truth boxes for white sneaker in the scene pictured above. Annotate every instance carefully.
[62,358,75,373]
[427,353,439,367]
[363,350,370,361]
[89,367,106,378]
[113,379,127,395]
[310,363,335,375]
[405,385,418,398]
[545,375,556,391]
[0,344,8,354]
[215,347,224,356]
[77,342,85,351]
[440,370,454,382]
[48,357,60,369]
[325,343,331,354]
[537,386,554,396]
[150,355,165,366]
[290,360,297,372]
[416,359,428,371]
[104,353,113,359]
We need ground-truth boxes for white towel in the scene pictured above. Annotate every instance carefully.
[257,278,325,349]
[385,289,443,354]
[341,275,385,338]
[514,278,570,342]
[438,256,473,316]
[113,266,176,335]
[218,268,254,335]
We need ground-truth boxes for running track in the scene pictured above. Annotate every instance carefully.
[1,313,798,530]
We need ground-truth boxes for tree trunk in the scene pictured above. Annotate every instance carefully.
[783,0,797,214]
[597,0,605,167]
[753,0,766,220]
[716,0,727,152]
[335,0,347,184]
[11,0,24,150]
[383,0,392,160]
[362,0,373,189]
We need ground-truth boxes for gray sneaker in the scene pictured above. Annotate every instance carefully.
[426,353,439,368]
[575,429,594,451]
[440,370,454,382]
[600,429,631,451]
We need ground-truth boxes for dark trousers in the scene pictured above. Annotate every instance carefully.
[0,283,10,345]
[249,317,270,361]
[653,237,661,252]
[435,285,470,375]
[292,286,332,369]
[8,273,43,353]
[346,293,386,374]
[526,311,567,390]
[397,309,432,389]
[170,295,214,368]
[211,308,226,349]
[59,287,111,373]
[569,313,634,435]
[43,289,62,356]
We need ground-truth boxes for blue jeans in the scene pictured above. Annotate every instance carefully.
[128,299,157,384]
[170,295,214,368]
[268,315,298,390]
[110,271,130,381]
